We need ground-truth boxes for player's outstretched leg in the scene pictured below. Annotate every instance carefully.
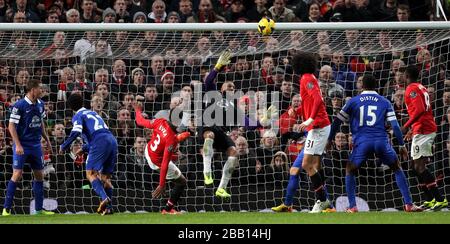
[162,175,187,215]
[413,158,448,211]
[216,147,238,199]
[202,132,215,185]
[272,150,304,212]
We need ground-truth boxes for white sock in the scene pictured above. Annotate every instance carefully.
[202,138,214,176]
[219,156,237,189]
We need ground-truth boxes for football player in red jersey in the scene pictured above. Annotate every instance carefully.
[134,103,190,214]
[401,66,448,211]
[292,52,334,213]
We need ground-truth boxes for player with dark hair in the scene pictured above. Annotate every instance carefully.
[402,66,448,210]
[134,103,190,214]
[3,79,54,216]
[60,93,118,215]
[329,74,422,212]
[292,52,334,213]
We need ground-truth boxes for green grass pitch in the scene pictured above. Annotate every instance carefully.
[0,212,449,224]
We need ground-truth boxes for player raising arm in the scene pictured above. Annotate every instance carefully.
[60,94,118,215]
[401,66,447,211]
[3,79,54,216]
[134,103,190,214]
[328,75,422,212]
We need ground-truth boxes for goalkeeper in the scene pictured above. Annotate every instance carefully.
[199,51,263,199]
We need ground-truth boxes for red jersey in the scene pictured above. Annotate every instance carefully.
[299,73,330,130]
[404,83,437,135]
[135,109,178,187]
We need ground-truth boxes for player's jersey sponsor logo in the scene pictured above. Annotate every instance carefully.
[307,82,314,90]
[410,91,417,98]
[29,115,41,128]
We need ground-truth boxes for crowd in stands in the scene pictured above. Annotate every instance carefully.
[0,1,448,205]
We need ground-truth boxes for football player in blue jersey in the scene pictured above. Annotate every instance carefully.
[328,75,422,212]
[3,79,54,216]
[60,93,118,215]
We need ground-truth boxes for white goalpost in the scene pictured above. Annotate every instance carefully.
[0,22,449,214]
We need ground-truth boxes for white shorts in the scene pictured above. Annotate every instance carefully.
[411,133,436,160]
[304,125,331,156]
[144,146,181,180]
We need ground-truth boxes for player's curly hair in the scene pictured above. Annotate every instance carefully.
[292,51,317,75]
[67,93,83,111]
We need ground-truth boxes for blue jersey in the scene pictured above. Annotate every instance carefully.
[71,108,111,144]
[9,96,45,147]
[337,91,397,144]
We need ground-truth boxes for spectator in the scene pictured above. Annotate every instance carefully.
[110,59,129,98]
[66,8,80,23]
[256,130,280,166]
[141,84,162,116]
[73,31,97,61]
[14,69,29,95]
[396,4,410,21]
[123,135,150,189]
[41,31,66,58]
[90,93,110,125]
[80,0,99,23]
[167,11,180,23]
[263,151,289,184]
[114,0,131,22]
[247,0,268,22]
[94,83,121,120]
[13,11,28,23]
[234,136,259,184]
[148,54,165,84]
[102,7,117,23]
[225,0,246,23]
[148,0,167,23]
[187,0,225,23]
[13,0,41,22]
[178,0,193,23]
[269,0,296,22]
[374,0,398,21]
[331,51,356,96]
[129,67,146,94]
[133,11,147,23]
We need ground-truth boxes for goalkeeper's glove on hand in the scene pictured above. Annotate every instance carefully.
[214,51,232,71]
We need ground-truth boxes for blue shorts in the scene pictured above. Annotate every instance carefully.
[292,149,305,169]
[350,139,398,167]
[13,144,44,170]
[86,133,118,174]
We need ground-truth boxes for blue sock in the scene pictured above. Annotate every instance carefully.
[105,187,113,208]
[346,174,357,208]
[91,179,108,201]
[395,169,412,205]
[284,174,299,206]
[4,180,17,209]
[33,181,44,211]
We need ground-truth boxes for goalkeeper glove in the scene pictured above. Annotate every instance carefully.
[214,51,232,71]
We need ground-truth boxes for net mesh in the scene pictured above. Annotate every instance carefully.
[0,27,449,213]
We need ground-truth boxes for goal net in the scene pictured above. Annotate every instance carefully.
[0,23,449,214]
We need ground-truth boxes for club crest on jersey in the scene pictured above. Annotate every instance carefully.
[307,82,314,90]
[410,91,417,98]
